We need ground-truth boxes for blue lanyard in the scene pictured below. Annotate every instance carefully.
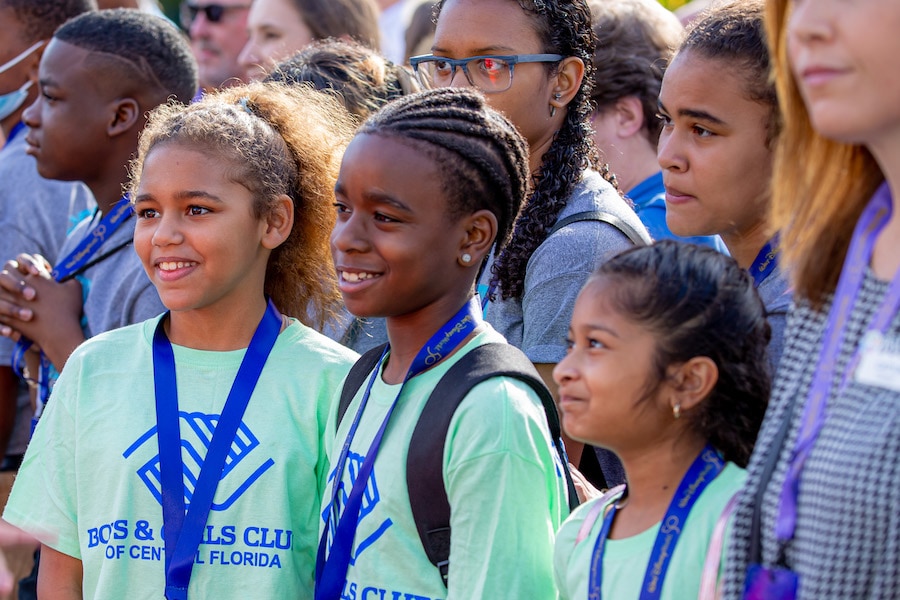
[153,299,282,600]
[776,182,900,544]
[315,297,481,600]
[13,196,134,426]
[52,195,133,281]
[2,121,25,149]
[748,238,778,288]
[588,445,725,599]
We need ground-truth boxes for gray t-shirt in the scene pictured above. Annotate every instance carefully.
[481,169,646,364]
[757,263,792,374]
[0,130,95,455]
[0,132,95,366]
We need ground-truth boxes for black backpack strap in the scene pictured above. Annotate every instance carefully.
[548,209,652,246]
[407,343,580,587]
[336,343,388,427]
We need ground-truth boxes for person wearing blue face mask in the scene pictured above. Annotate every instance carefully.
[0,1,96,597]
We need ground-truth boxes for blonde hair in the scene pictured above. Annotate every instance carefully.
[130,82,355,328]
[766,0,883,307]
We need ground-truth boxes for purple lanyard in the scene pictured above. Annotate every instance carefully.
[154,299,282,600]
[315,297,481,600]
[748,238,778,289]
[776,182,900,543]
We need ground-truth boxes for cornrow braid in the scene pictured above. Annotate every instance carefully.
[438,0,612,300]
[358,87,530,251]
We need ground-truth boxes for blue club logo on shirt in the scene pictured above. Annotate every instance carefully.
[322,451,393,563]
[123,411,274,510]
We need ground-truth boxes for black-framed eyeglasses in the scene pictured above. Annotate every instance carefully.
[180,2,251,29]
[409,53,565,93]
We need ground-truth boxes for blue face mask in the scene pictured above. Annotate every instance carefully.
[0,80,33,122]
[0,41,44,122]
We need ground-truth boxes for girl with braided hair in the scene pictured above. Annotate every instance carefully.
[413,0,649,488]
[318,87,568,599]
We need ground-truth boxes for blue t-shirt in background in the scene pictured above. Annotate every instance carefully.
[628,172,729,252]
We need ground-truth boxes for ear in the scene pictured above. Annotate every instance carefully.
[457,209,498,268]
[613,96,647,139]
[26,43,45,84]
[665,356,718,417]
[107,98,141,138]
[549,56,585,113]
[261,194,295,250]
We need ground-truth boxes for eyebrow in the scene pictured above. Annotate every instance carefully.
[657,99,726,126]
[580,323,620,338]
[334,183,413,213]
[134,190,225,203]
[429,44,518,56]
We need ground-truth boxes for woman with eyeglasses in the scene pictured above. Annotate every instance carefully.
[237,0,381,82]
[411,0,648,493]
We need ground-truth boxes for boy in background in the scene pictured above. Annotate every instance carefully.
[0,2,96,596]
[0,9,197,381]
[0,9,196,593]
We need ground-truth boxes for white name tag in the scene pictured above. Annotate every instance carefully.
[854,332,900,392]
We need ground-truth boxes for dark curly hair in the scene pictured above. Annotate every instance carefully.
[588,0,683,145]
[358,87,530,253]
[679,0,778,145]
[593,240,771,467]
[436,0,614,300]
[265,38,420,123]
[0,0,96,43]
[130,82,355,328]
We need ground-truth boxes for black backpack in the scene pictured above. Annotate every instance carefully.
[547,209,652,245]
[336,342,580,586]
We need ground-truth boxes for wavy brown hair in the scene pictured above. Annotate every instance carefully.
[130,82,355,328]
[766,0,883,307]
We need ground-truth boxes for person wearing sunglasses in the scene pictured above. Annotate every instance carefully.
[180,0,251,93]
[415,0,649,494]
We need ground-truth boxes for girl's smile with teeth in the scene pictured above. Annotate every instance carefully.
[341,271,378,282]
[158,261,197,271]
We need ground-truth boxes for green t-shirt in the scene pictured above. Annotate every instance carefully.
[321,328,568,600]
[554,462,745,600]
[5,316,357,599]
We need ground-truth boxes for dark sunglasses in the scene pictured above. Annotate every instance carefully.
[180,2,251,28]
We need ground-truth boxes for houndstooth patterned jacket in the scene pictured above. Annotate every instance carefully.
[724,270,900,599]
